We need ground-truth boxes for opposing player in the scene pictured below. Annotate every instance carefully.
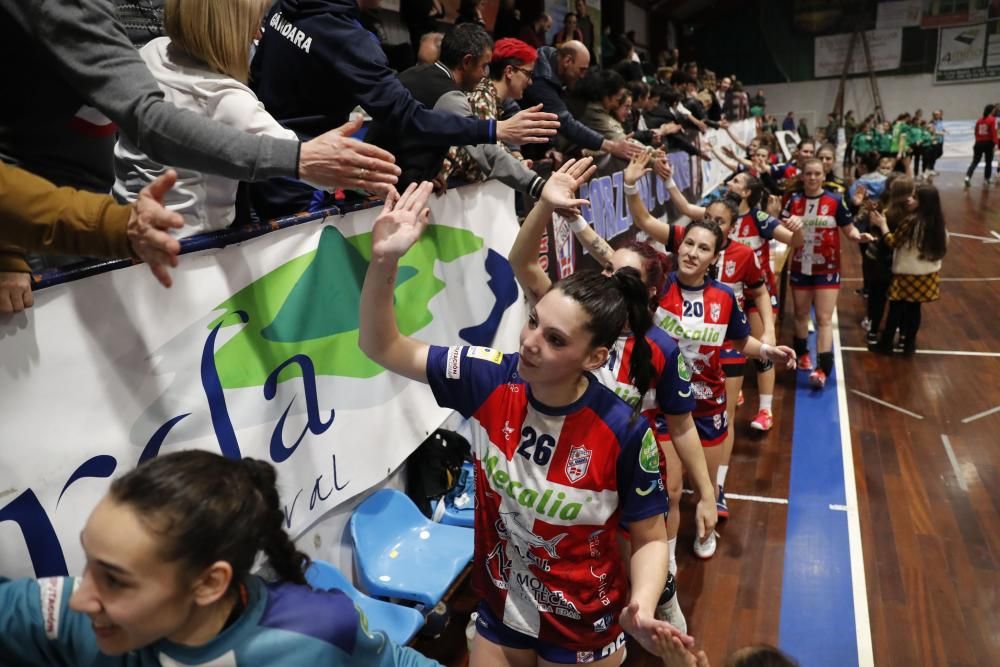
[783,158,874,388]
[359,174,692,665]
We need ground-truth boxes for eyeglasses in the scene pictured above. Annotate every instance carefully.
[512,66,533,81]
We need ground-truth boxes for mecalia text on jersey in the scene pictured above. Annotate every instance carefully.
[657,314,723,343]
[484,454,587,521]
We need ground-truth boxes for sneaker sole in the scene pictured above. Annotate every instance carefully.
[749,422,772,431]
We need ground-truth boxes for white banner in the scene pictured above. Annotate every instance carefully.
[876,1,922,29]
[814,28,903,78]
[0,181,526,579]
[935,21,1000,82]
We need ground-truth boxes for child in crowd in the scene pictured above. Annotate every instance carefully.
[113,0,298,238]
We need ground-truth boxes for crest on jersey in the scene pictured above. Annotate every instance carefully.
[566,445,592,483]
[725,260,736,277]
[821,205,829,215]
[710,301,721,322]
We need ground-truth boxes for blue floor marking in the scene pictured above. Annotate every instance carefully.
[778,331,859,666]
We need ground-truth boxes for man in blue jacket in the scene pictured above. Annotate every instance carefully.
[250,0,559,219]
[517,41,642,163]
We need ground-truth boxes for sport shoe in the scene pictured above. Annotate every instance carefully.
[964,176,971,188]
[866,330,879,347]
[737,390,745,407]
[716,487,729,520]
[750,408,773,431]
[860,317,871,332]
[654,581,687,634]
[797,353,813,371]
[694,531,718,559]
[808,368,827,389]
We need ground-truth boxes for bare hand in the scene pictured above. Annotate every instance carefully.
[607,138,644,160]
[781,215,803,232]
[766,194,782,217]
[624,149,652,186]
[540,158,596,211]
[655,631,706,667]
[0,271,32,314]
[299,117,401,193]
[620,601,694,655]
[721,145,736,157]
[852,186,867,207]
[858,232,876,243]
[127,170,185,288]
[695,497,718,542]
[370,182,435,261]
[496,104,560,145]
[765,344,797,370]
[869,210,887,231]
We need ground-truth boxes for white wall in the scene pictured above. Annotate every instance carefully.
[752,73,996,124]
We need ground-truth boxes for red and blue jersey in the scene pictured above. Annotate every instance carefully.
[782,191,853,276]
[426,345,666,652]
[654,274,751,416]
[592,327,695,429]
[731,207,780,286]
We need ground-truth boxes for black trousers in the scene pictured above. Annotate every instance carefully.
[966,140,996,181]
[924,143,943,171]
[879,300,922,352]
[864,256,891,333]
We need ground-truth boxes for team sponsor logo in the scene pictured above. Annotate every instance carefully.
[485,542,513,590]
[710,302,721,323]
[577,651,595,663]
[589,565,613,607]
[692,381,713,400]
[724,260,736,278]
[593,613,614,633]
[635,480,657,496]
[677,354,692,382]
[685,350,713,374]
[600,632,627,658]
[612,385,641,407]
[446,346,462,379]
[756,210,770,223]
[639,430,660,473]
[496,512,566,572]
[483,454,588,521]
[658,311,724,344]
[587,529,604,559]
[38,577,64,640]
[565,446,592,483]
[468,346,503,364]
[513,571,582,619]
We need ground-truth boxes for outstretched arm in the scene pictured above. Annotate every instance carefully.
[663,414,716,541]
[731,336,796,369]
[623,151,674,245]
[508,159,596,306]
[653,156,706,221]
[560,213,615,270]
[358,182,437,383]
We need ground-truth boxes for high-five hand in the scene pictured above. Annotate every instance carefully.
[370,182,435,261]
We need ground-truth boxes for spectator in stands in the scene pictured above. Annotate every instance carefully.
[416,31,444,64]
[578,69,630,167]
[400,0,445,57]
[0,0,399,314]
[552,12,583,45]
[782,111,796,132]
[519,41,643,162]
[824,113,839,145]
[1,165,184,300]
[113,0,299,240]
[750,89,766,117]
[575,0,595,54]
[518,12,551,48]
[797,116,810,139]
[613,36,645,83]
[492,0,520,39]
[367,25,546,198]
[669,71,712,132]
[249,0,558,220]
[0,451,441,665]
[643,87,707,159]
[447,38,541,189]
[715,76,733,122]
[455,0,486,26]
[731,79,749,120]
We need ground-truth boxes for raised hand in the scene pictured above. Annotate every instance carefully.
[655,630,704,667]
[540,157,596,211]
[127,170,185,288]
[370,182,435,261]
[607,137,645,161]
[624,149,653,186]
[496,104,560,145]
[653,155,674,182]
[299,117,401,193]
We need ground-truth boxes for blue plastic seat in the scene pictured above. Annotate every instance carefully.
[350,488,473,607]
[437,461,475,528]
[305,560,424,645]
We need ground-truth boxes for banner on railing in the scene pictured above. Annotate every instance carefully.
[0,181,526,579]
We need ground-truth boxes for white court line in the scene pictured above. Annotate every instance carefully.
[681,488,789,505]
[948,231,1000,243]
[840,346,1000,358]
[961,405,1000,424]
[833,308,875,667]
[829,504,849,512]
[940,435,969,492]
[848,389,925,420]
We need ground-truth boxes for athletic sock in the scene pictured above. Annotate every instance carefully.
[793,337,809,357]
[759,394,773,412]
[818,351,834,375]
[716,465,729,490]
[668,537,678,576]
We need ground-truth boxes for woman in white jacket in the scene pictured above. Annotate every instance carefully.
[113,0,298,238]
[869,183,948,354]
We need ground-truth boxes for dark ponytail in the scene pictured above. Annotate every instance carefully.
[742,175,765,210]
[110,451,310,593]
[556,268,655,419]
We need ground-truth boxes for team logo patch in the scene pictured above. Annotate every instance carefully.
[38,577,65,640]
[446,346,462,379]
[677,354,692,382]
[468,346,503,364]
[594,613,614,632]
[724,260,736,277]
[756,210,770,222]
[566,445,592,483]
[820,205,829,215]
[710,302,721,322]
[639,430,660,473]
[577,651,595,663]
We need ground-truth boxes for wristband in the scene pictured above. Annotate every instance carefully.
[569,216,589,232]
[664,177,676,189]
[758,342,772,363]
[622,182,639,195]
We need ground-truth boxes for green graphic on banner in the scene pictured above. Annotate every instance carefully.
[209,225,483,387]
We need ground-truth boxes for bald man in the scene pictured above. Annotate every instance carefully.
[518,41,642,161]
